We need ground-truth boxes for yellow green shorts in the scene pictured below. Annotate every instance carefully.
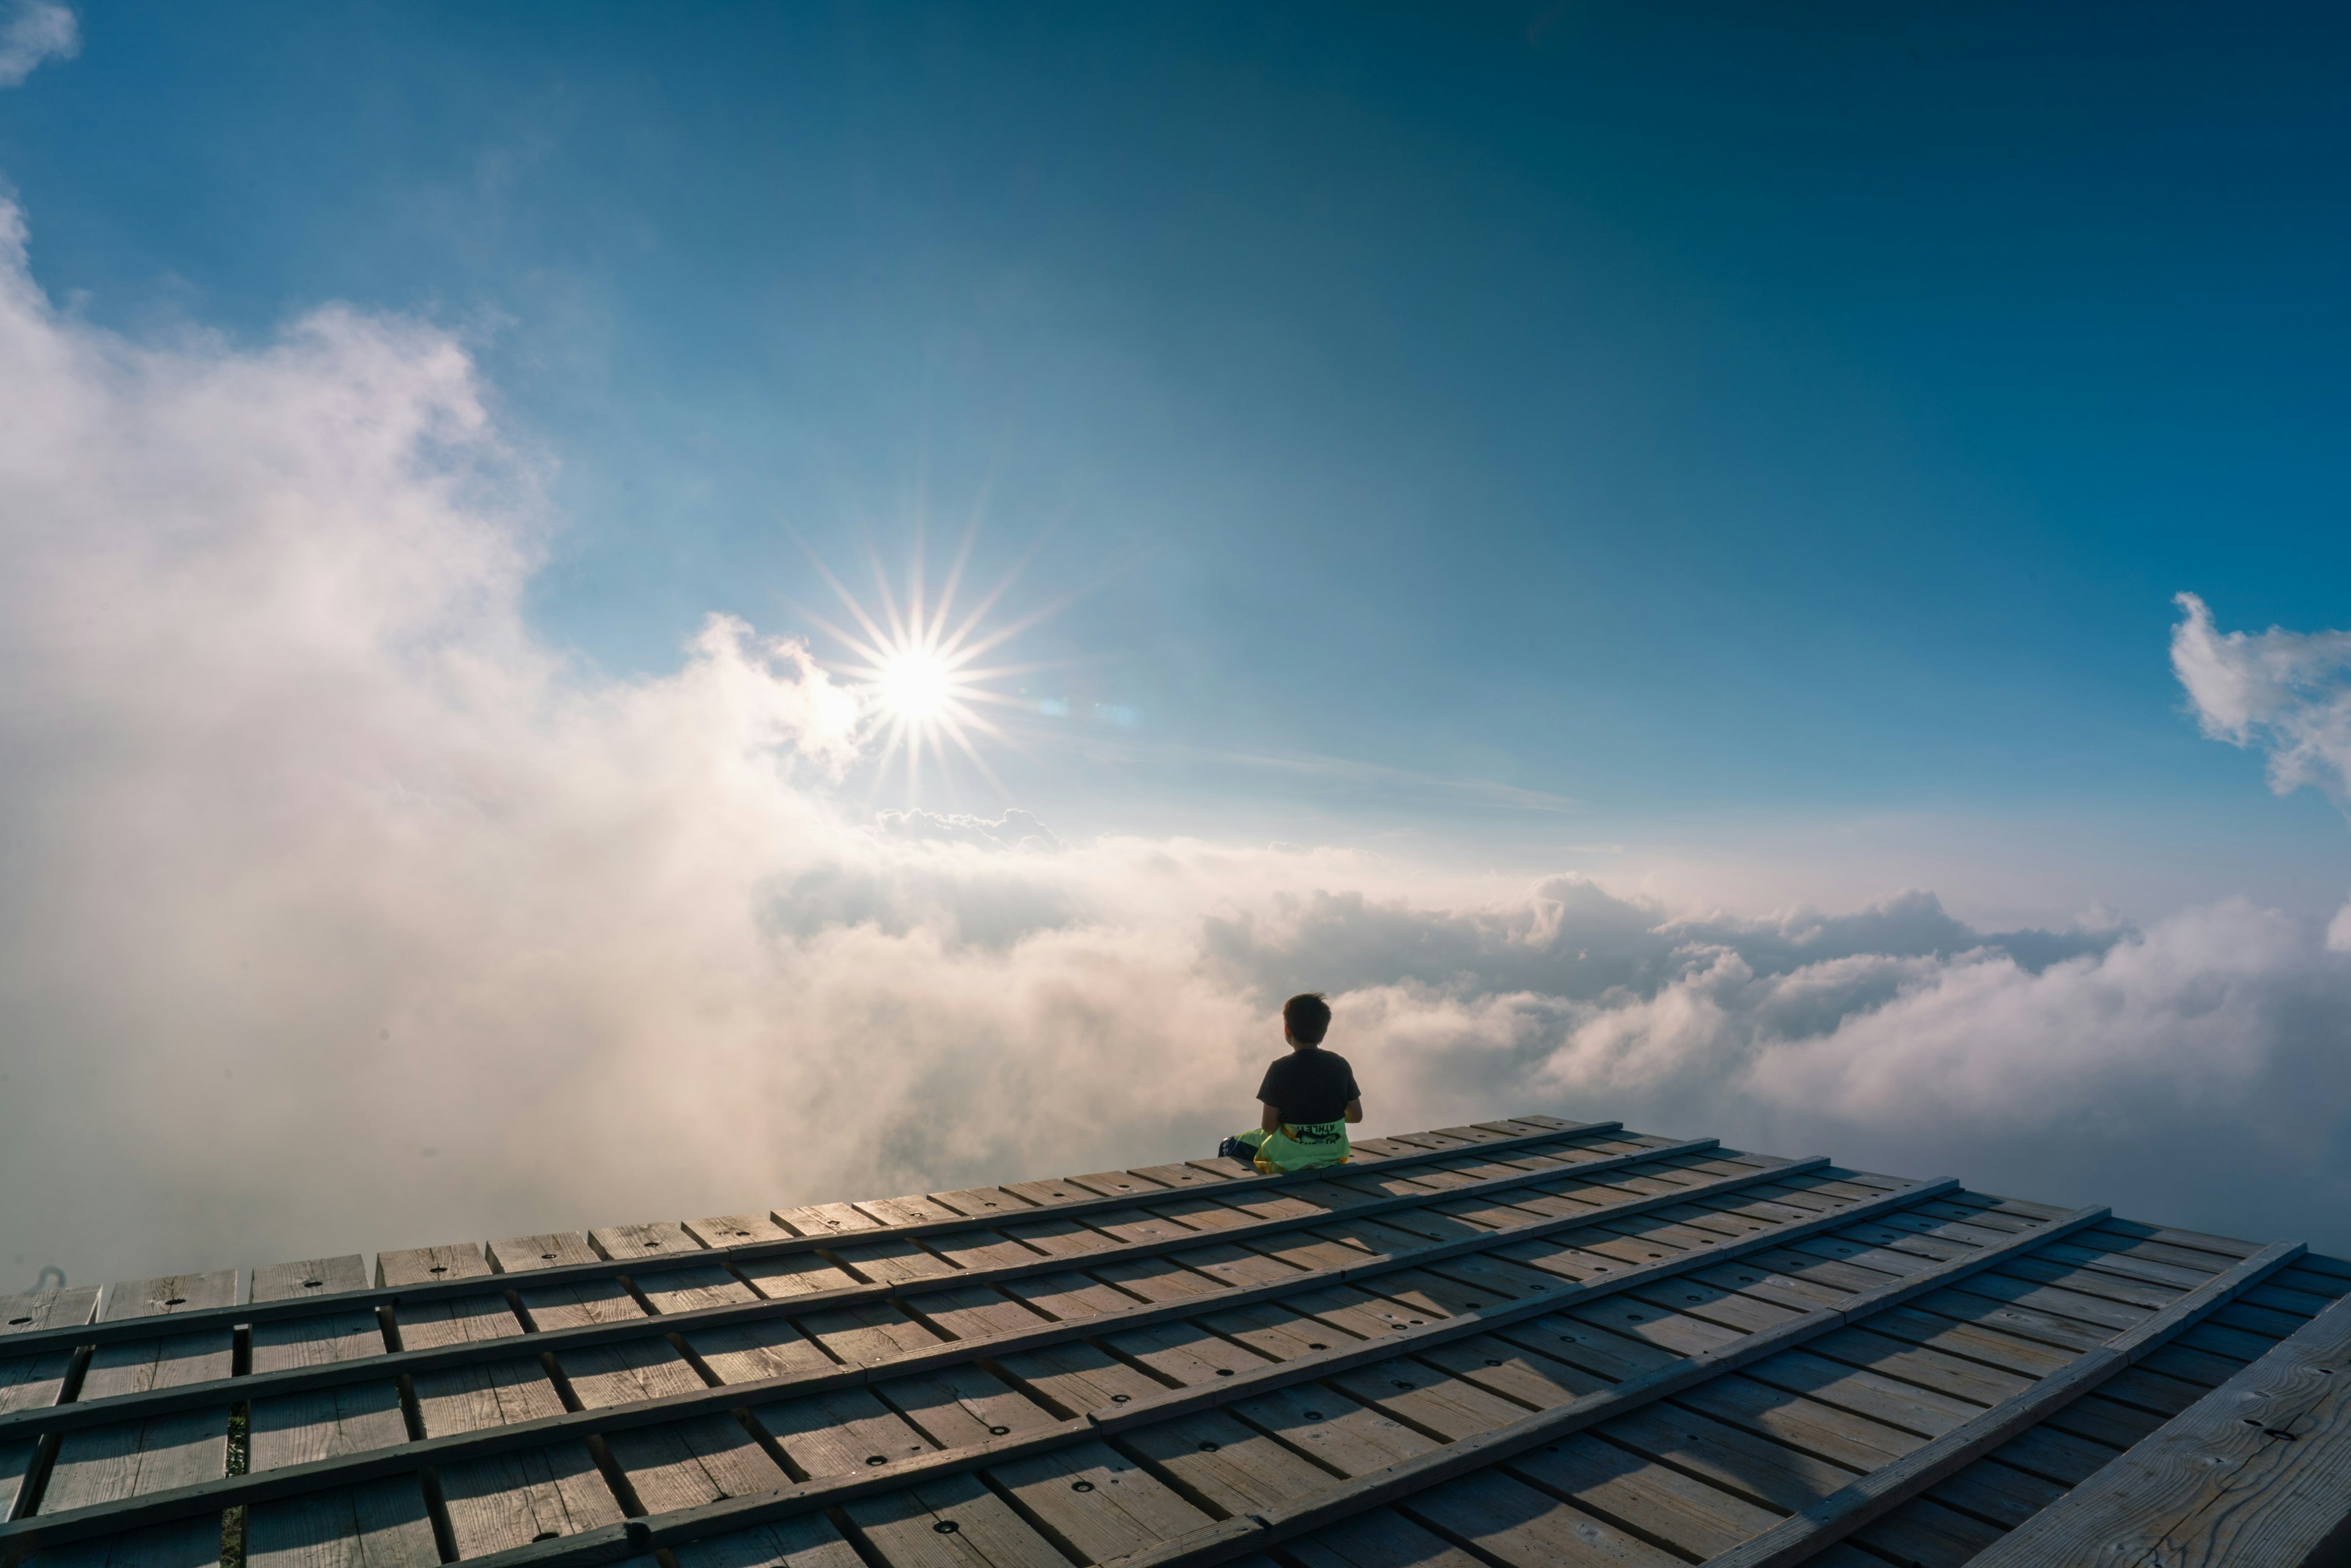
[1232,1119,1350,1175]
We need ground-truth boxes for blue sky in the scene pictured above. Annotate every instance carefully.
[7,2,2349,923]
[11,3,2351,1277]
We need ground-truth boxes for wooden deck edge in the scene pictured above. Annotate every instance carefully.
[315,1173,1981,1568]
[1969,1274,2351,1568]
[0,1121,1635,1359]
[0,1155,1876,1555]
[1698,1237,2309,1567]
[0,1136,1742,1446]
[1082,1198,2110,1568]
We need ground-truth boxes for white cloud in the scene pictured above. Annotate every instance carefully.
[2173,590,2351,806]
[0,1,75,88]
[4,198,2350,1293]
[876,808,1062,852]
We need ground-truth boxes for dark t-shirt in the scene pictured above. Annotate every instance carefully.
[1256,1049,1361,1125]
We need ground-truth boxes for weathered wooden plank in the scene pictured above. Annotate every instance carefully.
[1971,1283,2351,1568]
[399,1290,559,1439]
[40,1411,227,1515]
[1116,1408,1338,1515]
[1401,1467,1687,1567]
[601,1415,789,1512]
[3,1438,39,1519]
[925,1188,1035,1223]
[1077,1198,2091,1568]
[434,1444,624,1557]
[1000,1177,1100,1207]
[2,1125,1622,1372]
[836,1469,1065,1567]
[1061,1172,1168,1200]
[243,1478,439,1568]
[486,1236,599,1275]
[983,1438,1213,1562]
[681,1321,834,1388]
[411,1355,568,1438]
[768,1205,880,1241]
[876,1364,1057,1450]
[553,1337,707,1411]
[683,1216,793,1250]
[2,1343,77,1418]
[629,1266,759,1317]
[0,1133,1738,1454]
[69,1337,231,1406]
[1705,1238,2304,1568]
[1503,1433,1783,1556]
[44,1275,239,1516]
[375,1246,491,1288]
[252,1259,369,1304]
[3,1288,102,1337]
[667,1515,864,1568]
[20,1514,223,1568]
[0,1154,1931,1555]
[856,1196,960,1229]
[98,1277,239,1324]
[750,1387,935,1479]
[1225,1386,1439,1476]
[588,1225,699,1262]
[247,1384,408,1473]
[1848,1491,2002,1566]
[247,1263,404,1477]
[1286,1507,1484,1568]
[991,1340,1164,1417]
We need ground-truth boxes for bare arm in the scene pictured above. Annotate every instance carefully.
[1344,1098,1363,1125]
[1261,1101,1283,1134]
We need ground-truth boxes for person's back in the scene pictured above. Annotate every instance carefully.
[1218,992,1363,1175]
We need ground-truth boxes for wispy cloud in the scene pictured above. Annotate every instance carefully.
[0,1,76,88]
[2173,591,2351,808]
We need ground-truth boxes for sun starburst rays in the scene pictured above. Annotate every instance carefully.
[795,528,1059,804]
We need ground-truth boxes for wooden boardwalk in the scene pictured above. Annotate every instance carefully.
[3,1116,2347,1568]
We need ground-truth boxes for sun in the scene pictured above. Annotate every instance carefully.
[875,646,956,722]
[795,525,1059,800]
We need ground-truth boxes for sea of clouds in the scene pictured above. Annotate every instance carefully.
[4,195,2351,1291]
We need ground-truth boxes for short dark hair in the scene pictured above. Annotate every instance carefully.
[1283,992,1332,1046]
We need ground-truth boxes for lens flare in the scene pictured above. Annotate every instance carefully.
[796,525,1061,801]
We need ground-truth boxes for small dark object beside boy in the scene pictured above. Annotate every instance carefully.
[1217,992,1363,1174]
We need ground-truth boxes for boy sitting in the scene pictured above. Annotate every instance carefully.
[1218,992,1363,1174]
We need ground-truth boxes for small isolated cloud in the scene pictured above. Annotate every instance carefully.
[0,1,77,88]
[876,808,1062,852]
[2173,591,2351,806]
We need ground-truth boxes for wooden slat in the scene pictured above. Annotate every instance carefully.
[247,1262,403,1477]
[40,1275,239,1520]
[589,1225,700,1262]
[2,1291,102,1338]
[1700,1238,2306,1566]
[1970,1278,2351,1568]
[0,1152,1847,1552]
[198,1170,1964,1568]
[668,1516,863,1568]
[244,1478,440,1568]
[0,1122,1633,1366]
[18,1513,223,1568]
[375,1247,491,1288]
[435,1444,625,1558]
[227,1261,408,1568]
[1088,1202,2110,1568]
[0,1137,1734,1446]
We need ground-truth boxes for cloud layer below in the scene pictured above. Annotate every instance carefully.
[4,201,2350,1289]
